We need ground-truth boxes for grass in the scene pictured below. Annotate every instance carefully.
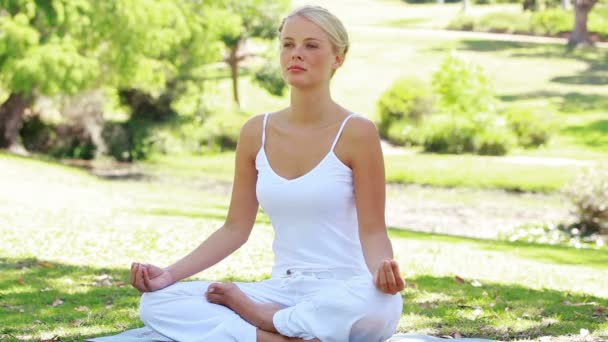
[141,151,586,193]
[1,153,608,341]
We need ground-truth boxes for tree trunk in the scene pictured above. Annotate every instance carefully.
[569,0,598,47]
[228,45,240,107]
[0,92,33,150]
[561,0,570,10]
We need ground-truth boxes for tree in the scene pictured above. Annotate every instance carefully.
[209,0,290,106]
[0,0,98,150]
[0,0,195,151]
[569,0,599,46]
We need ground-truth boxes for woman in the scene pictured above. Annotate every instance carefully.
[130,5,405,341]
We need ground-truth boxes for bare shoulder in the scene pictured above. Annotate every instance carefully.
[343,115,380,144]
[338,114,382,167]
[237,114,267,157]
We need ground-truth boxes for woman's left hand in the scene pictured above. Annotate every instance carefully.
[373,258,405,295]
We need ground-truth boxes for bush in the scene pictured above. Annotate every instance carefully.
[420,115,479,154]
[589,7,608,40]
[503,106,555,148]
[20,115,97,159]
[474,122,517,155]
[447,16,476,31]
[562,164,608,235]
[253,63,287,97]
[386,120,424,146]
[432,52,496,117]
[530,9,571,36]
[376,77,435,139]
[476,12,531,34]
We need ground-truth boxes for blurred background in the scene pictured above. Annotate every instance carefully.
[0,0,607,340]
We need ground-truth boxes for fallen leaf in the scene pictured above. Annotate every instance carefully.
[114,281,125,287]
[74,306,89,312]
[38,262,54,268]
[51,298,64,307]
[471,280,482,287]
[454,276,465,284]
[17,278,26,285]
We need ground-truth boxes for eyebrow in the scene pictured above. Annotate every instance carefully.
[282,37,321,42]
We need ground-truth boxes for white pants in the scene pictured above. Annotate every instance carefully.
[139,269,403,342]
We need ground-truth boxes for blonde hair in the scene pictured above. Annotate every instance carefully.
[278,5,350,59]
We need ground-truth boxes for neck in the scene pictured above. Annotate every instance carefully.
[287,84,338,126]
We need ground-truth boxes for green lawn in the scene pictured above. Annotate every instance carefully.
[1,154,607,341]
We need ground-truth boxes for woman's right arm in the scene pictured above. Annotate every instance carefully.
[130,115,264,292]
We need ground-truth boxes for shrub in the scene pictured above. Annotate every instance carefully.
[253,63,287,97]
[432,52,496,118]
[503,106,556,148]
[476,12,531,34]
[376,77,435,138]
[446,16,476,31]
[562,164,608,235]
[386,120,424,146]
[530,9,572,36]
[20,115,97,159]
[474,121,517,155]
[420,115,479,154]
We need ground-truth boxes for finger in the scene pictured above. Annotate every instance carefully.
[142,266,152,291]
[130,262,137,287]
[207,283,218,294]
[391,261,405,291]
[379,261,389,292]
[137,264,147,292]
[205,293,221,304]
[384,261,398,294]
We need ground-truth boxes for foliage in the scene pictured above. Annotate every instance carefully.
[476,12,532,34]
[502,106,556,148]
[376,77,435,140]
[473,121,517,155]
[431,52,496,118]
[563,164,608,235]
[419,115,479,154]
[253,62,287,97]
[447,8,608,39]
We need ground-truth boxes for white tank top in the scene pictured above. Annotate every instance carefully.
[255,112,370,278]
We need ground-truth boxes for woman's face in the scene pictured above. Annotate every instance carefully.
[279,15,342,89]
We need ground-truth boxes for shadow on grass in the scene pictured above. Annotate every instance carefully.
[561,119,608,149]
[1,256,607,341]
[389,228,608,269]
[0,257,260,341]
[435,39,608,88]
[499,91,608,114]
[402,275,608,340]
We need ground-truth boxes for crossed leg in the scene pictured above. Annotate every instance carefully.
[206,282,320,342]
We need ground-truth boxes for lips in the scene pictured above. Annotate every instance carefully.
[288,66,306,71]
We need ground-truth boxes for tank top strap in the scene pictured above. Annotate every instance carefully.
[261,113,269,147]
[330,113,357,152]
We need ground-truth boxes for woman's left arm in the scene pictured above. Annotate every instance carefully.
[347,117,405,295]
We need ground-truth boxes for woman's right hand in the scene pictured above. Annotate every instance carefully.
[130,262,175,293]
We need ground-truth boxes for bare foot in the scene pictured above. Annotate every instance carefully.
[205,282,283,332]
